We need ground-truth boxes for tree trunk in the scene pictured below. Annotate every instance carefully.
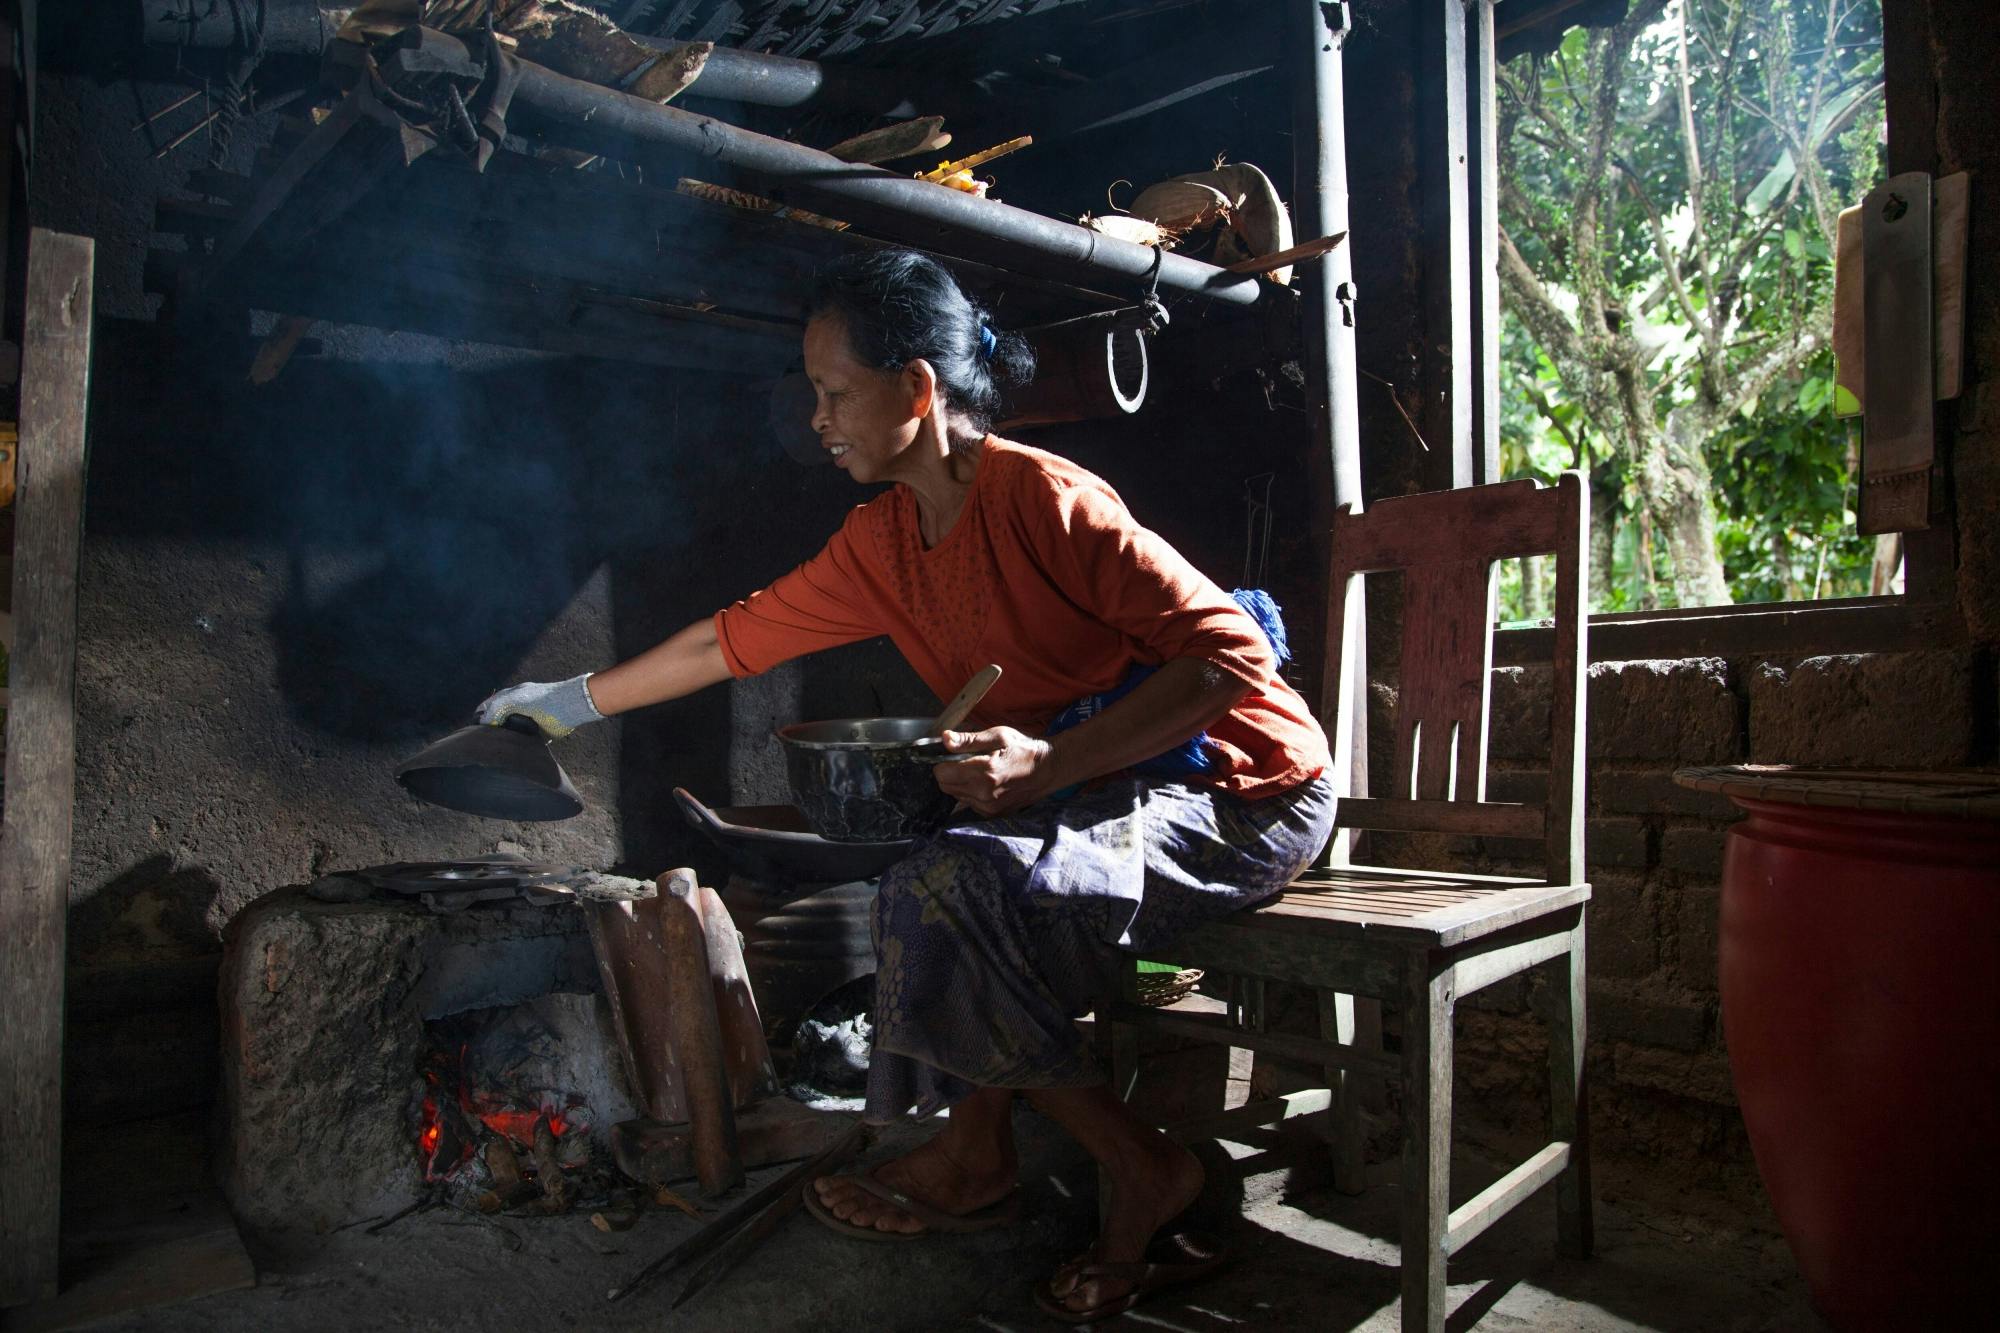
[1589,466,1620,610]
[1522,555,1548,619]
[1648,409,1734,606]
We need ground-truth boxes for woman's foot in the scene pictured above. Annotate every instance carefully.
[1042,1134,1206,1317]
[812,1126,1018,1236]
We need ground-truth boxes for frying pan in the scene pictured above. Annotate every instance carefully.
[395,714,584,821]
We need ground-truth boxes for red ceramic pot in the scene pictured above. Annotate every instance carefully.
[1718,790,2000,1330]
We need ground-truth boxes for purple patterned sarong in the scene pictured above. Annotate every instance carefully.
[863,773,1337,1124]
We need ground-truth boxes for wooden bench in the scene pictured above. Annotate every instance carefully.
[1102,474,1593,1333]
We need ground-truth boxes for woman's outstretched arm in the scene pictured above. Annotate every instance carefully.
[585,617,734,717]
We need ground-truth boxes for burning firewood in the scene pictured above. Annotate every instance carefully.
[473,1135,542,1212]
[529,1113,573,1215]
[484,1135,522,1189]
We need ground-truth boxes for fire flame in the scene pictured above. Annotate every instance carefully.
[415,1045,580,1180]
[475,1107,569,1144]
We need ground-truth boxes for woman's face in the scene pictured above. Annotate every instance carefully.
[803,314,931,484]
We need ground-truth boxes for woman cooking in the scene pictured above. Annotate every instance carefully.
[479,250,1333,1323]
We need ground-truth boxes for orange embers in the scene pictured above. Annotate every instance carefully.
[473,1107,569,1145]
[415,1045,579,1180]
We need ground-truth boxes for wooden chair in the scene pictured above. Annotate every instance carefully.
[1102,474,1592,1333]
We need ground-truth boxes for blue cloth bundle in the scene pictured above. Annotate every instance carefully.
[1043,588,1291,778]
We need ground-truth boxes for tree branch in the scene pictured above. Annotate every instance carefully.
[1622,170,1710,349]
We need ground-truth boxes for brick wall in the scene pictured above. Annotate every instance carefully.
[1424,647,1992,1173]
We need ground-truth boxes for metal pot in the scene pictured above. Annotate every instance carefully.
[775,718,958,843]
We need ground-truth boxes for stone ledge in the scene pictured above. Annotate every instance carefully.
[1489,658,1743,763]
[1747,649,1979,766]
[1589,658,1741,762]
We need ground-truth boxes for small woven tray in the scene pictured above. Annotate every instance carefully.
[1133,968,1204,1008]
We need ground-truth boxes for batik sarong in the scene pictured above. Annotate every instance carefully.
[864,773,1337,1123]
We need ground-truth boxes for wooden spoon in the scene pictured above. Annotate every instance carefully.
[927,664,1003,739]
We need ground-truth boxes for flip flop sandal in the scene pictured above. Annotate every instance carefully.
[1032,1232,1230,1325]
[803,1171,1021,1242]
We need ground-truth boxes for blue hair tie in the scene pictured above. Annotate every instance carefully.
[977,324,997,360]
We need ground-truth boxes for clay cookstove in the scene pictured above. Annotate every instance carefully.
[218,861,652,1234]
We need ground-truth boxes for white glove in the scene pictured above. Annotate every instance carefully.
[476,674,604,739]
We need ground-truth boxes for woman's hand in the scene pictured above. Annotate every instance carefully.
[934,726,1062,817]
[477,674,604,738]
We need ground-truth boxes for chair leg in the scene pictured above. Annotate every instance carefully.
[1546,920,1593,1259]
[1399,962,1454,1333]
[1096,959,1142,1228]
[1317,989,1372,1196]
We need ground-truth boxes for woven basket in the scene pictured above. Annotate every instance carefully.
[1133,967,1204,1008]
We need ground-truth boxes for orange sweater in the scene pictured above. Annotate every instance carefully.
[714,438,1330,798]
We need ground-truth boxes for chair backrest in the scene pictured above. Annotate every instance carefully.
[1320,474,1588,884]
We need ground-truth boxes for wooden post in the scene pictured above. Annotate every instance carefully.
[1466,0,1503,485]
[1420,0,1475,490]
[1,229,95,1308]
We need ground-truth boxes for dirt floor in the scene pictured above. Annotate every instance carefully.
[35,1100,1819,1333]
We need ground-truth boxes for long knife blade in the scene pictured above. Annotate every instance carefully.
[606,1118,867,1303]
[670,1121,868,1310]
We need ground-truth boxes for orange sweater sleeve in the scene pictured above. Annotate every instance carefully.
[712,507,885,677]
[1026,474,1276,686]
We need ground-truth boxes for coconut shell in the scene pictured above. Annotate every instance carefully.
[1126,179,1233,233]
[1082,214,1168,246]
[1126,163,1296,284]
[1213,162,1296,285]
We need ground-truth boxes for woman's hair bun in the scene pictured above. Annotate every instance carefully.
[807,250,1037,438]
[983,325,1036,393]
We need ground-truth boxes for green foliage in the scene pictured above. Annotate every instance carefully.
[1496,0,1886,617]
[1709,347,1875,602]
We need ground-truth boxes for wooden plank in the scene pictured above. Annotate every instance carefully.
[1108,1005,1401,1078]
[1545,923,1593,1258]
[1418,0,1474,491]
[1859,171,1934,534]
[0,8,19,340]
[185,84,374,304]
[1167,1088,1333,1143]
[1393,557,1498,801]
[1394,887,1588,948]
[1443,1141,1571,1257]
[1449,919,1579,998]
[1168,927,1406,997]
[4,1188,255,1333]
[1331,476,1564,571]
[1,229,94,1307]
[1221,231,1347,276]
[1335,797,1545,840]
[1400,961,1455,1332]
[1296,862,1543,888]
[1293,0,1369,846]
[1467,0,1502,484]
[1492,593,1965,666]
[1546,472,1589,884]
[1319,989,1370,1196]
